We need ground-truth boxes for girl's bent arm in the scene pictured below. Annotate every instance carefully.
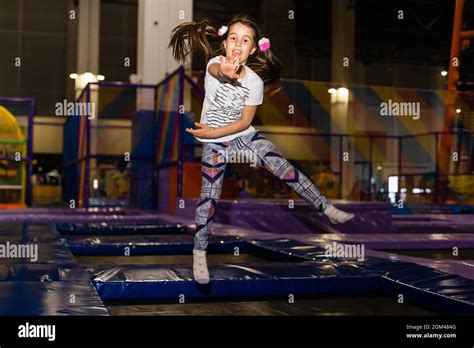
[211,104,257,138]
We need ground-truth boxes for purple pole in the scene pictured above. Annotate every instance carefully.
[177,66,184,199]
[434,133,439,204]
[26,99,35,206]
[398,137,402,200]
[85,84,91,208]
[153,84,159,210]
[339,135,343,199]
[368,135,373,195]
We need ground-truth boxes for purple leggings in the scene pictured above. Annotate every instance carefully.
[194,131,330,250]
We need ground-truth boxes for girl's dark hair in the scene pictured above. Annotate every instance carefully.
[168,14,284,96]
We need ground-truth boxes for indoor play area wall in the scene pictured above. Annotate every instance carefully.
[62,67,474,212]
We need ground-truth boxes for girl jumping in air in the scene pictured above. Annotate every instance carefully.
[169,15,354,284]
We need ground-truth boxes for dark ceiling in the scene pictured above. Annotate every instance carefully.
[194,0,457,67]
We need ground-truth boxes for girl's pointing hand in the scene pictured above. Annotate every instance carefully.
[219,54,241,80]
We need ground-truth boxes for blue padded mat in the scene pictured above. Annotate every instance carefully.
[247,238,371,262]
[91,262,381,300]
[56,223,188,235]
[0,281,109,315]
[2,222,474,316]
[253,239,474,314]
[381,268,474,315]
[66,235,247,255]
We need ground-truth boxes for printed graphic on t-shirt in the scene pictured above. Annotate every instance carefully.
[205,83,250,128]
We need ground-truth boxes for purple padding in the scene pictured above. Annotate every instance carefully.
[175,199,391,234]
[0,210,164,223]
[319,233,474,250]
[392,214,474,234]
[0,207,141,215]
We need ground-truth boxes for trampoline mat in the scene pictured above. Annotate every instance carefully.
[75,253,270,265]
[384,249,474,260]
[105,292,437,316]
[67,234,193,241]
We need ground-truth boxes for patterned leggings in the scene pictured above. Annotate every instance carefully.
[194,131,330,250]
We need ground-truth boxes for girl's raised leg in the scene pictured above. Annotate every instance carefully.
[242,132,354,224]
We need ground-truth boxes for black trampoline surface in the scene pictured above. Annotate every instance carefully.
[65,234,194,241]
[105,292,438,316]
[74,253,270,265]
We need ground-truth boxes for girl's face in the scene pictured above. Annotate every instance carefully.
[223,22,257,65]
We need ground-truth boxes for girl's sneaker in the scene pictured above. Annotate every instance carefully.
[193,249,210,284]
[324,205,355,224]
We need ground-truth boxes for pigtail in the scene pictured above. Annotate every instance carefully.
[248,48,285,97]
[168,19,219,63]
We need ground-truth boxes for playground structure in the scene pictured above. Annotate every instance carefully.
[61,67,474,211]
[0,97,35,208]
[62,66,198,210]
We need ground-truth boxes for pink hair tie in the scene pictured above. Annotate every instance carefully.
[217,26,228,37]
[258,37,270,52]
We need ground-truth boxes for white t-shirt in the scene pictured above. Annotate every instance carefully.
[195,55,264,143]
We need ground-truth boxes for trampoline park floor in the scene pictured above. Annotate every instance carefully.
[104,292,436,316]
[1,206,474,316]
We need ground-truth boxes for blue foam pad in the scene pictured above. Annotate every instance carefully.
[275,240,474,315]
[65,235,246,255]
[91,262,381,300]
[56,222,188,235]
[0,281,109,315]
[381,267,474,315]
[64,234,194,243]
[248,238,366,262]
[247,239,319,261]
[58,265,99,281]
